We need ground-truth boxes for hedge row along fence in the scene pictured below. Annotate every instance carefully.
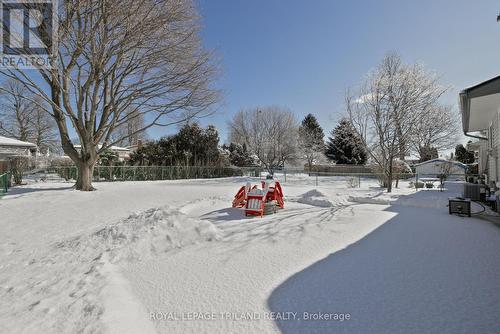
[49,166,261,182]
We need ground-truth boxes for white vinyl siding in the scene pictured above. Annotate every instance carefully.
[488,112,500,182]
[479,140,488,175]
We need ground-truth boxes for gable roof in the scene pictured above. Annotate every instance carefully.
[0,136,37,148]
[414,158,467,170]
[74,144,130,152]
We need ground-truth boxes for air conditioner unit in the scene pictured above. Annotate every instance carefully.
[449,198,471,217]
[463,183,481,201]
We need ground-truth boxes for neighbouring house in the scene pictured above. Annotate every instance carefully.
[126,139,145,153]
[0,136,37,174]
[73,144,131,162]
[414,159,467,180]
[459,75,500,185]
[104,146,131,162]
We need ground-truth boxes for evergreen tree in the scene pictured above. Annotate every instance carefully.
[129,123,223,167]
[129,142,162,166]
[176,123,204,165]
[157,136,177,165]
[418,145,438,162]
[174,123,220,165]
[203,125,220,165]
[298,114,325,170]
[225,142,254,167]
[454,144,475,164]
[98,149,120,166]
[325,119,367,165]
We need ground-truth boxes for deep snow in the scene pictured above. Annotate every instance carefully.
[1,176,500,333]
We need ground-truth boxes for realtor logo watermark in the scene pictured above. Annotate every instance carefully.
[150,311,352,322]
[0,0,56,68]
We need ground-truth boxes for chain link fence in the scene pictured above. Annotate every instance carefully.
[273,169,415,187]
[21,165,471,191]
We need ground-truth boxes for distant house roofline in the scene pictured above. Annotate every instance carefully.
[414,158,467,169]
[73,144,130,152]
[0,135,37,148]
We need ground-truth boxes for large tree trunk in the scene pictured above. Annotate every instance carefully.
[57,130,97,191]
[386,159,393,193]
[387,173,393,193]
[75,160,96,191]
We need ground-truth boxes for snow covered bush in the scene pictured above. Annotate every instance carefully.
[370,159,412,188]
[9,156,30,185]
[223,142,254,167]
[409,181,424,189]
[346,177,360,188]
[50,156,74,168]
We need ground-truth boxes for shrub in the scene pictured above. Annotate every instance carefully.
[10,157,31,185]
[410,181,425,189]
[346,177,360,188]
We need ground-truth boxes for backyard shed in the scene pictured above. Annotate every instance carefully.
[415,159,467,180]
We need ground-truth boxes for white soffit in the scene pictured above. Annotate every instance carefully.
[468,93,500,132]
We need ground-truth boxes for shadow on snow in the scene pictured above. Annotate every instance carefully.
[268,186,500,334]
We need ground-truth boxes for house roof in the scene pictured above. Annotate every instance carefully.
[0,136,37,148]
[459,74,500,134]
[74,144,130,152]
[414,158,467,170]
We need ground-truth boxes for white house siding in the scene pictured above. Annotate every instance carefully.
[487,111,500,182]
[479,141,488,175]
[0,145,34,158]
[469,140,488,175]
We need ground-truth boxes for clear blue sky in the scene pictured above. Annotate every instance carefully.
[149,0,500,143]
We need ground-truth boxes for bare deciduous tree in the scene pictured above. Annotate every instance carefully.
[0,80,58,153]
[110,109,148,148]
[0,80,33,142]
[1,0,219,190]
[229,107,299,172]
[411,104,460,160]
[30,97,59,153]
[347,53,446,192]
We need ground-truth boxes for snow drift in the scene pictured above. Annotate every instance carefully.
[0,205,221,334]
[57,206,222,263]
[296,189,351,208]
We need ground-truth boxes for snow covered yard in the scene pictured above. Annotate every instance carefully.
[1,176,500,333]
